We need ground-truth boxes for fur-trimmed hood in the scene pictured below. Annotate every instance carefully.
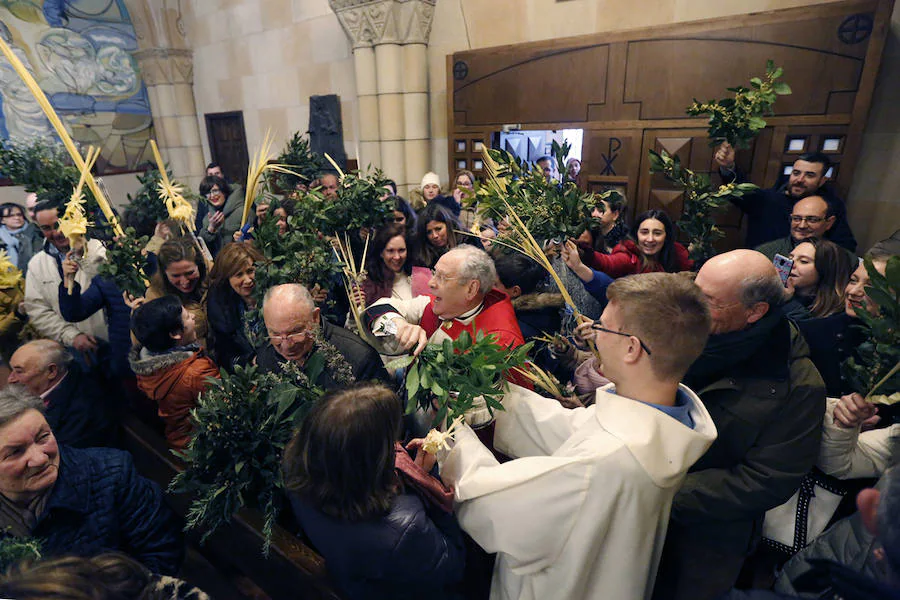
[511,292,565,312]
[128,345,198,377]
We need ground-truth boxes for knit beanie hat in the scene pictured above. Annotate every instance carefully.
[421,172,440,189]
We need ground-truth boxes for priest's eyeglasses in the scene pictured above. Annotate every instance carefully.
[590,320,653,356]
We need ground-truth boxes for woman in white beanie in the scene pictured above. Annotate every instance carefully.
[419,172,461,218]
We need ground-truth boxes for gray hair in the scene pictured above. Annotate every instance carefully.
[450,244,496,295]
[262,283,314,312]
[0,385,44,428]
[738,270,786,309]
[24,339,73,374]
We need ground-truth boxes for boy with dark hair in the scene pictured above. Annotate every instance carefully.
[129,296,219,449]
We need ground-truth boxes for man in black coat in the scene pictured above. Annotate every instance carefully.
[257,283,390,389]
[7,339,117,448]
[716,146,857,252]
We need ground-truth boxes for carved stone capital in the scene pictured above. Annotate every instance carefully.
[329,0,435,48]
[123,0,188,50]
[133,48,194,86]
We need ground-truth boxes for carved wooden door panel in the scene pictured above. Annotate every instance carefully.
[637,129,750,251]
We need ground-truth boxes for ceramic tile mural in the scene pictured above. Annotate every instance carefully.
[0,0,153,172]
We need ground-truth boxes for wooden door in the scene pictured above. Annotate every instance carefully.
[205,111,249,187]
[447,0,893,252]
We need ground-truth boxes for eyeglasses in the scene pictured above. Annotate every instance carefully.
[268,329,313,345]
[392,216,406,224]
[431,270,462,285]
[789,215,825,225]
[590,321,652,356]
[206,189,223,198]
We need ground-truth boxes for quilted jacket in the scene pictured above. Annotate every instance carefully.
[129,346,220,450]
[32,446,184,574]
[289,491,465,600]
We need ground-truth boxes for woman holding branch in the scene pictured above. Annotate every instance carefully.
[581,209,692,278]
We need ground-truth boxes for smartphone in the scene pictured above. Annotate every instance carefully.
[773,254,794,287]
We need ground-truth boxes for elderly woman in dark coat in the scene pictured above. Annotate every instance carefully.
[0,385,183,574]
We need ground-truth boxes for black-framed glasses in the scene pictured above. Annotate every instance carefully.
[789,214,825,225]
[590,321,652,356]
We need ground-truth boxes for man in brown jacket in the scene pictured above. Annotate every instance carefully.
[129,295,219,450]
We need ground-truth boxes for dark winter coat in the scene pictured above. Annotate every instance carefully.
[289,491,465,600]
[32,446,184,575]
[257,319,390,388]
[58,276,133,378]
[720,168,857,252]
[792,311,857,397]
[671,318,826,552]
[44,363,118,449]
[204,284,256,371]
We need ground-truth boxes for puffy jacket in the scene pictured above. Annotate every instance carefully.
[24,239,108,346]
[289,491,465,600]
[586,238,692,278]
[58,276,133,378]
[44,363,118,449]
[31,446,184,575]
[129,346,220,450]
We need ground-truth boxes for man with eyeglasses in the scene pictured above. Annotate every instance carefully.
[23,201,108,358]
[364,245,524,357]
[434,273,717,600]
[755,195,854,262]
[715,147,856,252]
[256,283,388,389]
[653,249,825,600]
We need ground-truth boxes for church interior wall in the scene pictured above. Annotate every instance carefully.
[0,0,895,248]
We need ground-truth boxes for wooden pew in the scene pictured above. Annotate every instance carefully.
[120,412,342,600]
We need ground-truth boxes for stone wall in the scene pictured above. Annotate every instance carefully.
[183,0,359,172]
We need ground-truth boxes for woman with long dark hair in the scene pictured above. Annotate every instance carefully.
[359,224,412,307]
[413,203,462,269]
[582,209,691,277]
[783,238,852,320]
[283,383,465,599]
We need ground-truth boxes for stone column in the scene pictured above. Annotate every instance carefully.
[124,0,205,191]
[401,43,429,193]
[375,42,406,189]
[331,0,435,194]
[132,49,205,189]
[354,45,382,169]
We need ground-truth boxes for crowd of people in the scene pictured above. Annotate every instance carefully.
[0,146,895,600]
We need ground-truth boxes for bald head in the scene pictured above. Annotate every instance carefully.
[262,284,320,363]
[695,250,785,335]
[8,339,72,396]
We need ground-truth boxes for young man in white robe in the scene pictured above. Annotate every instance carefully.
[435,272,719,600]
